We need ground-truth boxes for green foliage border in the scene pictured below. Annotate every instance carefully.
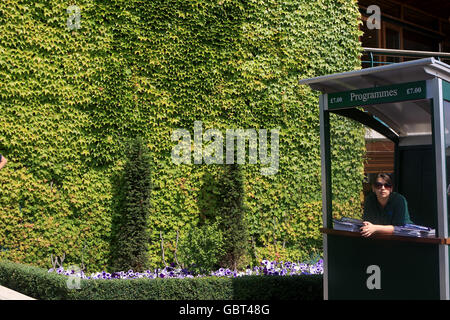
[0,260,323,300]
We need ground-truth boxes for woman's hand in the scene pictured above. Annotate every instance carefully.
[360,221,376,237]
[360,222,394,237]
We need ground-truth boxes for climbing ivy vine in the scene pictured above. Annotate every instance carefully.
[0,0,363,271]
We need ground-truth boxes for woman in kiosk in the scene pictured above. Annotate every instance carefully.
[361,173,413,238]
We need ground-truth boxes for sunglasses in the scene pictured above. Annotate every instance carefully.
[374,182,392,189]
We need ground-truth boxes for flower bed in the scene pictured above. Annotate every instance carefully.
[0,259,323,300]
[48,259,324,280]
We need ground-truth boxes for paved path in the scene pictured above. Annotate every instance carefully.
[0,285,36,300]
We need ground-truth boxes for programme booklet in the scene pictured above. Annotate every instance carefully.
[332,218,435,238]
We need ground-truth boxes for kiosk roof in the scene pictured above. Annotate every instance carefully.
[298,58,450,93]
[299,58,450,145]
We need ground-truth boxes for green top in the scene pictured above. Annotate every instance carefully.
[363,192,413,226]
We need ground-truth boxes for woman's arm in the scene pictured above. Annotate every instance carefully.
[360,221,394,237]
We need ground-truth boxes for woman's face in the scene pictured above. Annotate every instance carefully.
[373,178,392,201]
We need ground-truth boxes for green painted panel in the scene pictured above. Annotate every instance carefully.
[444,81,450,101]
[328,81,427,110]
[327,235,440,300]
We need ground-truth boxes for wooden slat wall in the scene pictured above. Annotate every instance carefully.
[364,140,395,174]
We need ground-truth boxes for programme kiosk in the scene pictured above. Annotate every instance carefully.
[299,58,450,299]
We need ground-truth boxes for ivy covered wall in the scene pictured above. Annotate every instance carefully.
[0,0,364,271]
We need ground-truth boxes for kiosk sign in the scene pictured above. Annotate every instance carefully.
[328,81,426,109]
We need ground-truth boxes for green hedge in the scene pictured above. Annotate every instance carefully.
[0,260,323,300]
[0,0,364,271]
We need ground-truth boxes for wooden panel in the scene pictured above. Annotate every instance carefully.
[326,231,441,300]
[364,141,395,174]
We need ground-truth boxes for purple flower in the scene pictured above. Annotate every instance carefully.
[47,258,324,280]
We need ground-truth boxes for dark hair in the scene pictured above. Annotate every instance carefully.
[373,173,393,186]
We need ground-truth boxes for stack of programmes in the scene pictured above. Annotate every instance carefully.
[333,217,435,238]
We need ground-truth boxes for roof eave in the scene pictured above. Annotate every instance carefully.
[298,58,450,93]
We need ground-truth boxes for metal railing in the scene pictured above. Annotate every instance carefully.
[362,47,450,68]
